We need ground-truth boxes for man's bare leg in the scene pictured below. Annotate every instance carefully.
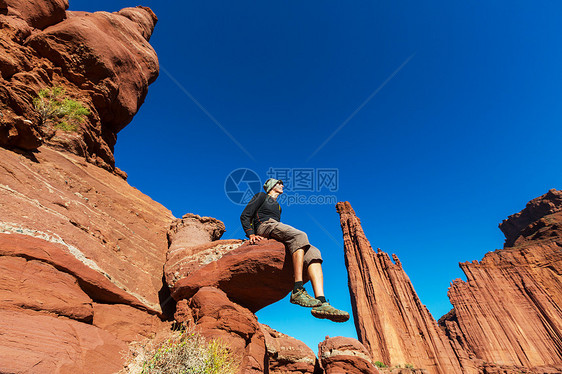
[308,261,324,298]
[292,248,304,282]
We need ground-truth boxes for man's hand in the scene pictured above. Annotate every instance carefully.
[249,234,265,245]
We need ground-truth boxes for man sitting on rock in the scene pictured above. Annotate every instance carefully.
[240,178,349,323]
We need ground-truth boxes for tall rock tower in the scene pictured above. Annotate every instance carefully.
[336,202,467,374]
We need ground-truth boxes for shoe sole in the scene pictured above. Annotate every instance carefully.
[290,299,322,308]
[311,310,350,323]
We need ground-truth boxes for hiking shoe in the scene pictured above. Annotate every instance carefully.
[311,302,350,322]
[290,288,322,307]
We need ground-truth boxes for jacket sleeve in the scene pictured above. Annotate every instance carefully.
[240,192,266,237]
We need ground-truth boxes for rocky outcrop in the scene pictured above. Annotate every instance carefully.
[165,236,296,312]
[262,323,319,373]
[318,336,380,374]
[0,3,177,372]
[499,188,562,247]
[336,201,465,374]
[442,189,562,370]
[0,2,158,170]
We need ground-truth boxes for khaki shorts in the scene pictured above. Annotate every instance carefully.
[256,218,323,267]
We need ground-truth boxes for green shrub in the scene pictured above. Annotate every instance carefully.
[374,361,387,368]
[405,363,414,369]
[121,330,239,374]
[33,86,89,132]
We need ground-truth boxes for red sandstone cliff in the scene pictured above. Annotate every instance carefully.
[441,189,562,372]
[337,191,562,374]
[0,3,174,371]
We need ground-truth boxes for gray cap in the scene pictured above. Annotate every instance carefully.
[263,178,283,193]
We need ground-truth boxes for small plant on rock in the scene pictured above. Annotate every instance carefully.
[33,86,90,132]
[374,361,387,368]
[121,329,239,374]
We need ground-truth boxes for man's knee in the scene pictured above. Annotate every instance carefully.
[303,246,323,267]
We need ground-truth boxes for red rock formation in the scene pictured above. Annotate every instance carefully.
[168,213,226,249]
[0,308,127,373]
[318,336,381,374]
[186,287,268,373]
[0,0,68,29]
[0,255,93,321]
[0,3,158,170]
[336,201,466,374]
[0,146,173,312]
[338,190,562,374]
[261,323,319,373]
[165,238,296,312]
[92,303,169,343]
[442,189,562,370]
[499,188,562,247]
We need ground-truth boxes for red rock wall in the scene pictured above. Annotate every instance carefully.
[443,191,562,369]
[0,146,173,312]
[336,202,466,374]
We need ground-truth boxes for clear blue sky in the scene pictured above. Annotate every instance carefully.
[70,0,562,353]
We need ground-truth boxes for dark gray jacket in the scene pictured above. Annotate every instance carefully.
[240,192,281,237]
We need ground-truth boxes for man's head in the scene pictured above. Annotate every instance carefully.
[263,178,284,194]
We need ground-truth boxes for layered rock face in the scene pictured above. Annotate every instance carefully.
[337,190,562,374]
[336,201,465,374]
[442,189,562,370]
[0,3,173,372]
[0,146,173,313]
[0,147,173,372]
[0,0,158,170]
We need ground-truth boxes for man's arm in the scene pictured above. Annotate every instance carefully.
[240,192,267,238]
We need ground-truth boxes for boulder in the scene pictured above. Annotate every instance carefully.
[261,323,319,373]
[166,239,295,312]
[318,336,379,374]
[167,213,226,253]
[26,7,159,135]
